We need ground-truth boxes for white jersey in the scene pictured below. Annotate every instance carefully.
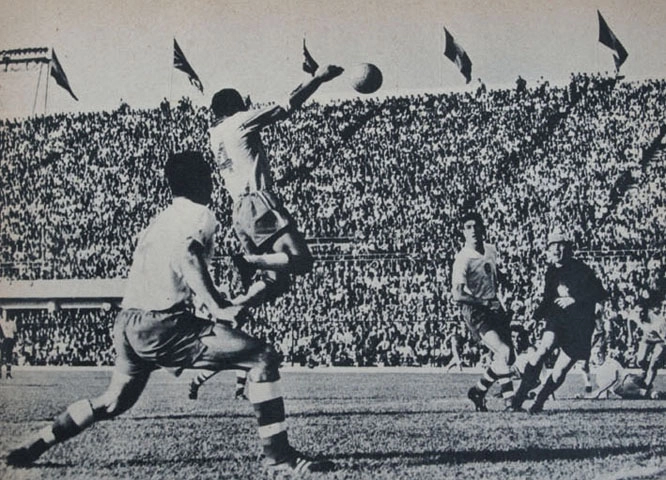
[122,198,217,311]
[451,243,499,301]
[0,317,16,339]
[644,309,666,343]
[208,103,291,203]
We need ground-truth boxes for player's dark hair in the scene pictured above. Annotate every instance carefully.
[211,88,246,118]
[459,211,485,231]
[164,151,212,203]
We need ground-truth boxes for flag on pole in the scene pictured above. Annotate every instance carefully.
[443,28,472,83]
[50,50,78,101]
[302,39,319,76]
[173,39,204,93]
[598,11,628,72]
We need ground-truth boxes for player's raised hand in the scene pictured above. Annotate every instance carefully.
[315,65,344,82]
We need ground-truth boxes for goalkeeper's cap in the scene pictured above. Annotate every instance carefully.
[547,228,572,246]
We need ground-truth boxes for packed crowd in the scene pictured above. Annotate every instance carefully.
[1,74,665,367]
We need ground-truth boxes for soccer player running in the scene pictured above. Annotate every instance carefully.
[510,229,608,414]
[451,212,516,412]
[188,63,344,400]
[0,308,17,379]
[6,152,333,475]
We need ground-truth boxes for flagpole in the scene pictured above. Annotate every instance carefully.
[169,37,175,104]
[33,63,43,116]
[44,59,50,115]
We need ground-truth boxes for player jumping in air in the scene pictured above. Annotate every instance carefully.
[510,229,608,414]
[187,63,344,400]
[5,152,334,475]
[451,212,516,411]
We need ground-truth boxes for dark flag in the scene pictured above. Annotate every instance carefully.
[598,11,628,72]
[302,39,319,76]
[443,28,472,83]
[50,50,78,101]
[173,39,204,93]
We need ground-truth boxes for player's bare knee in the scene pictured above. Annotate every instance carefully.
[496,343,512,365]
[247,345,281,382]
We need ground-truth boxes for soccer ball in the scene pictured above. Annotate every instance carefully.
[348,63,383,94]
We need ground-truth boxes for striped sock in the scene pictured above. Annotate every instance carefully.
[475,367,500,393]
[47,399,95,445]
[235,371,248,396]
[193,370,216,387]
[247,379,290,462]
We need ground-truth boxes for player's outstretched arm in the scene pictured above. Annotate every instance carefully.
[288,64,344,110]
[180,240,246,325]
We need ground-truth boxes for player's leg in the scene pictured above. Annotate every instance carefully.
[581,358,593,394]
[643,342,665,389]
[0,339,8,379]
[194,324,333,473]
[250,228,313,275]
[7,370,150,466]
[234,370,248,399]
[5,339,14,379]
[529,350,576,414]
[468,329,514,411]
[188,369,219,400]
[511,331,555,410]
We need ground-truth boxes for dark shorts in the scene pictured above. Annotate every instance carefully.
[113,308,215,377]
[544,316,595,361]
[460,304,511,345]
[1,338,15,362]
[233,190,294,253]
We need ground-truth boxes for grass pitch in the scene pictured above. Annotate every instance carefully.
[1,368,665,479]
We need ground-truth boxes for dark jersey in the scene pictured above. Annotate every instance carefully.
[534,258,608,323]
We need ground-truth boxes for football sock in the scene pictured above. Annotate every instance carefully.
[192,370,216,387]
[533,375,562,410]
[46,399,95,445]
[475,367,500,393]
[248,379,290,462]
[235,371,248,396]
[512,361,541,408]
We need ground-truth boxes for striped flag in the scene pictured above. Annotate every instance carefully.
[50,50,78,101]
[443,28,472,83]
[598,11,628,72]
[302,39,319,76]
[174,39,204,93]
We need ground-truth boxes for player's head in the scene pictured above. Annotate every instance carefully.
[546,228,573,264]
[210,88,247,119]
[460,211,485,247]
[165,151,213,205]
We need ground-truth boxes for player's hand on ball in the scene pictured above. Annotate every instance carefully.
[555,296,575,308]
[316,64,344,82]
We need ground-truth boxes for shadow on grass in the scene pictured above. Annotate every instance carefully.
[30,445,663,471]
[335,444,664,466]
[127,408,461,422]
[542,407,666,414]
